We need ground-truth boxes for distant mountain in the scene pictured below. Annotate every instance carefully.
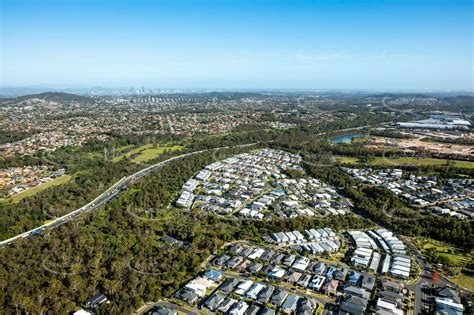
[16,92,94,103]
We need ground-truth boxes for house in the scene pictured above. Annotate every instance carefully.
[339,295,368,315]
[292,257,310,271]
[218,297,236,313]
[271,253,285,265]
[235,280,254,295]
[325,266,337,280]
[259,307,276,315]
[176,191,195,208]
[228,301,249,315]
[245,305,260,315]
[246,283,265,300]
[219,278,240,293]
[213,255,230,266]
[313,262,326,275]
[281,294,300,313]
[309,275,327,292]
[296,297,318,315]
[347,271,361,286]
[84,294,108,309]
[282,269,300,283]
[283,254,296,266]
[248,262,263,273]
[382,280,404,293]
[334,268,348,281]
[203,269,222,282]
[271,288,289,306]
[376,298,403,315]
[268,266,286,279]
[147,305,177,315]
[241,247,255,257]
[204,292,226,311]
[361,275,375,291]
[322,280,339,296]
[378,291,405,309]
[236,260,251,272]
[260,265,274,277]
[257,285,275,303]
[297,273,312,287]
[177,289,198,304]
[184,277,212,297]
[226,256,244,268]
[161,235,185,247]
[261,250,275,261]
[248,248,265,259]
[343,286,370,299]
[229,243,245,255]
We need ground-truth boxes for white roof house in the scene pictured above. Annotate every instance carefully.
[234,280,254,295]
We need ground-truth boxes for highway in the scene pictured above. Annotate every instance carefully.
[0,143,256,248]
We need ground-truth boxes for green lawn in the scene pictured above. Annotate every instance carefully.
[132,145,184,163]
[335,156,474,168]
[0,175,72,204]
[448,274,474,291]
[112,143,184,163]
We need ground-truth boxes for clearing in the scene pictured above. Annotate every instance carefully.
[112,143,184,163]
[0,175,72,204]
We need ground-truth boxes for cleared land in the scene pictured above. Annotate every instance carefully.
[365,136,473,157]
[0,175,71,204]
[335,156,474,168]
[112,143,184,163]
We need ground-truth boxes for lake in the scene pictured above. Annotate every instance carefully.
[329,133,366,144]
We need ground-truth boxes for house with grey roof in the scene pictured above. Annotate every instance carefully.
[259,307,276,315]
[281,294,300,313]
[270,288,289,306]
[219,278,240,293]
[204,292,226,311]
[296,297,318,315]
[339,295,368,315]
[343,286,370,300]
[257,285,275,303]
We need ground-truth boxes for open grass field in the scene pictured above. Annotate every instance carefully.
[335,156,474,168]
[0,175,72,204]
[112,143,184,163]
[447,274,474,291]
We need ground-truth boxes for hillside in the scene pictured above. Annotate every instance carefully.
[16,92,94,103]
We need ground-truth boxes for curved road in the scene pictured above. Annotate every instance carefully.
[0,143,256,248]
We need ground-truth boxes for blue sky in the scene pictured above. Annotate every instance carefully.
[1,0,473,90]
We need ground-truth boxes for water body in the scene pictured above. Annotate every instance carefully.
[329,133,366,144]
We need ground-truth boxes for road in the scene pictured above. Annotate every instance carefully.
[137,300,198,315]
[0,143,256,248]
